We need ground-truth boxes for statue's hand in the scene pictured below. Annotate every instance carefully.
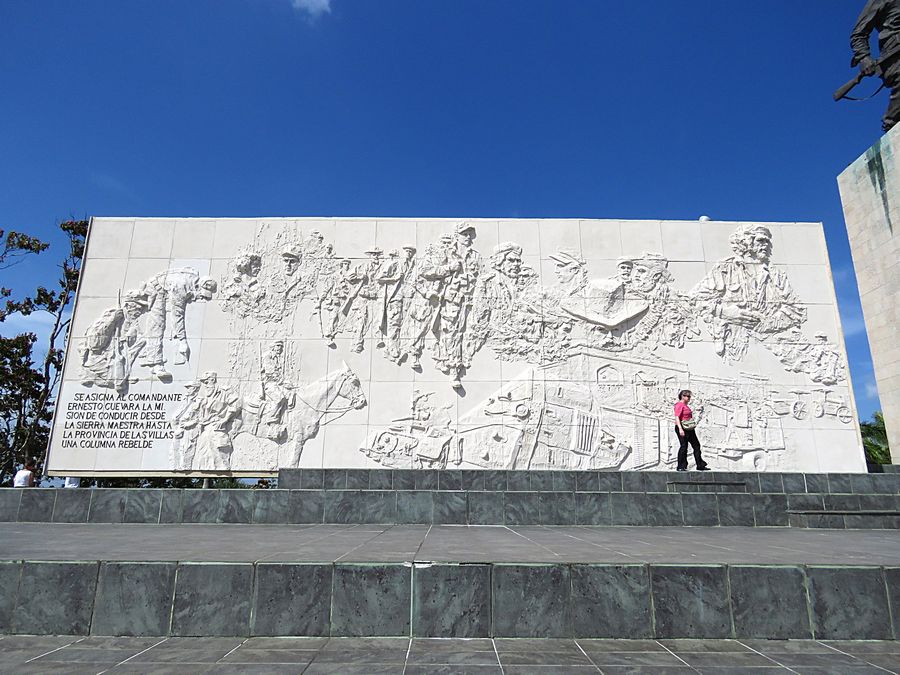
[860,56,877,76]
[721,304,761,327]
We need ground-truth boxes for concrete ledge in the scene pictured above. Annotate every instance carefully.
[3,486,899,527]
[0,561,896,639]
[278,469,900,494]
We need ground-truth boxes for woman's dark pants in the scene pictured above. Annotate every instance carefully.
[676,427,706,470]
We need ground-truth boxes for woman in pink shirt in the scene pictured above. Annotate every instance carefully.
[674,390,709,471]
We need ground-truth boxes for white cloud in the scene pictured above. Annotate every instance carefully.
[291,0,331,19]
[0,311,58,338]
[865,379,881,400]
[90,171,140,201]
[831,265,855,286]
[837,302,867,338]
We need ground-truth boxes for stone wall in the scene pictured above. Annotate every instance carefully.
[1,557,897,638]
[47,217,864,475]
[839,127,900,464]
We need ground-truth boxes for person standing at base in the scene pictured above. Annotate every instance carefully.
[13,460,36,487]
[674,390,709,472]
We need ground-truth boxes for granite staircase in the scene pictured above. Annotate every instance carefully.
[0,470,898,641]
[1,469,898,528]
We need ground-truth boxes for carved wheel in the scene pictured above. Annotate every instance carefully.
[791,401,808,420]
[812,402,825,419]
[837,407,852,425]
[375,433,399,454]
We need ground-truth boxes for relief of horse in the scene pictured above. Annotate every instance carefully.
[282,361,367,468]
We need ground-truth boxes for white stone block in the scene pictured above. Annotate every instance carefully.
[87,219,134,258]
[130,220,175,259]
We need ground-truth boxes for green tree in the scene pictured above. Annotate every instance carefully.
[0,221,87,485]
[860,411,892,465]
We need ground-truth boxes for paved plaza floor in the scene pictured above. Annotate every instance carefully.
[0,635,897,674]
[1,523,898,564]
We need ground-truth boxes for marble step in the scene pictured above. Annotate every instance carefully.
[3,487,899,528]
[279,469,900,495]
[0,524,897,640]
[788,510,900,529]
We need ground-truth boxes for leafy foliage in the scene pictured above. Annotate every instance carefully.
[0,220,87,485]
[861,411,892,465]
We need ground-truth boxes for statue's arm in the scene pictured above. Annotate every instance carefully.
[851,0,883,65]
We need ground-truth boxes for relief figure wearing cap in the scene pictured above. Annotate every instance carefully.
[343,247,384,353]
[377,246,416,363]
[400,234,456,370]
[465,242,538,363]
[558,256,649,333]
[267,244,306,316]
[435,223,482,387]
[190,371,241,471]
[620,254,696,351]
[317,259,359,347]
[241,341,295,443]
[170,380,202,470]
[79,290,149,394]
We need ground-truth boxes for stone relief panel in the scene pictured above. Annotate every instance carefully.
[47,217,866,475]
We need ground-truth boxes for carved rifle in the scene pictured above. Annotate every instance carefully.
[834,43,900,101]
[111,289,128,392]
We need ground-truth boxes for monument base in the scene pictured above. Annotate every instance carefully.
[2,471,897,639]
[0,522,898,640]
[3,470,898,528]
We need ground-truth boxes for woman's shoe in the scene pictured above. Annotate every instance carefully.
[697,465,710,471]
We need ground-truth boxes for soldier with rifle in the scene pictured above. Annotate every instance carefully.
[836,0,900,132]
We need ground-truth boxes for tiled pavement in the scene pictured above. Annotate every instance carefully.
[1,523,899,564]
[1,636,897,674]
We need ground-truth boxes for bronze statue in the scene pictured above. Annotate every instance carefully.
[837,0,900,132]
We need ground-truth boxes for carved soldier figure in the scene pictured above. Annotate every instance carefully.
[543,249,589,315]
[378,246,416,363]
[692,224,806,363]
[139,268,217,380]
[401,234,456,370]
[301,230,335,292]
[615,257,634,286]
[249,341,296,442]
[851,0,900,131]
[270,244,305,312]
[79,308,125,386]
[79,290,149,392]
[222,253,264,317]
[170,380,202,470]
[559,255,649,332]
[318,258,357,347]
[437,223,482,387]
[809,332,845,385]
[347,247,384,353]
[303,230,326,258]
[192,371,241,471]
[465,242,536,362]
[627,253,693,349]
[769,328,816,373]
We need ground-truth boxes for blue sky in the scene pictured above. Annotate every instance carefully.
[0,0,887,419]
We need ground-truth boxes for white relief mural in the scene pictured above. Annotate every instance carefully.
[48,217,866,475]
[79,269,217,390]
